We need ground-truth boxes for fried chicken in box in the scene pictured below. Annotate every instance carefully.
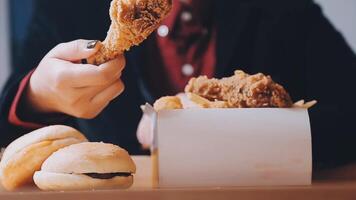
[185,70,293,108]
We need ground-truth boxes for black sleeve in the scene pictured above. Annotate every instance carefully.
[304,3,356,168]
[0,0,77,147]
[13,0,110,73]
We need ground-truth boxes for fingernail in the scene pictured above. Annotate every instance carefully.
[81,59,88,64]
[87,40,99,49]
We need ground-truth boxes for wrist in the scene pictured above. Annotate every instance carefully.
[25,79,57,115]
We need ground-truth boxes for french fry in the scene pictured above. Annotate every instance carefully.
[186,93,211,108]
[209,101,229,108]
[293,100,305,107]
[187,93,229,108]
[303,100,317,109]
[293,100,317,109]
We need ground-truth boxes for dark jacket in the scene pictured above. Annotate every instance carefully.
[1,0,356,169]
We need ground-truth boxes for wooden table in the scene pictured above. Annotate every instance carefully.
[1,156,356,200]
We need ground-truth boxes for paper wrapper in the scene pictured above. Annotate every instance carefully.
[143,104,312,187]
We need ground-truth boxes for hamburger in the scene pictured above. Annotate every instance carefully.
[33,142,136,191]
[0,125,87,191]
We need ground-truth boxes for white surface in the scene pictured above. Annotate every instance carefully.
[0,0,10,91]
[315,0,356,53]
[145,106,312,187]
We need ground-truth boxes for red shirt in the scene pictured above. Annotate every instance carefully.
[9,0,216,128]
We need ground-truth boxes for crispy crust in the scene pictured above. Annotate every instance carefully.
[88,0,172,65]
[185,70,293,108]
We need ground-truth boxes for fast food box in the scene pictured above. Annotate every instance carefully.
[142,104,312,187]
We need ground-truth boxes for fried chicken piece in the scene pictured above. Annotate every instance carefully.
[88,0,172,65]
[185,70,293,108]
[153,96,183,111]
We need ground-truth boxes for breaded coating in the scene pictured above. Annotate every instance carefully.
[153,96,183,111]
[88,0,172,65]
[185,70,293,108]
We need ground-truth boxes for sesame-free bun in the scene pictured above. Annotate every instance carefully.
[33,172,133,191]
[34,142,136,191]
[0,125,87,191]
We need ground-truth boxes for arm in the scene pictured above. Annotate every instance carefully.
[304,3,356,168]
[0,1,125,147]
[0,1,72,146]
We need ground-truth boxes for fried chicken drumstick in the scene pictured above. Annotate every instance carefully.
[185,70,293,108]
[88,0,172,65]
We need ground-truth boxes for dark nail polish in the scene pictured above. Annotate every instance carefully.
[87,40,99,49]
[81,59,88,64]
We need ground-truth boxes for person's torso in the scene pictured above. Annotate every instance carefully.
[18,0,313,154]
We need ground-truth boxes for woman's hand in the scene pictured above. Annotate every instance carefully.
[26,39,126,119]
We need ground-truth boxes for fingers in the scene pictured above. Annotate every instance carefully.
[29,39,127,120]
[91,79,125,105]
[65,79,124,119]
[47,40,102,61]
[95,54,126,84]
[65,56,126,87]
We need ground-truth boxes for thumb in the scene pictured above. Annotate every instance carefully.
[47,39,102,61]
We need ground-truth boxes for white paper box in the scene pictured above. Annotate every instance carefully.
[143,105,312,187]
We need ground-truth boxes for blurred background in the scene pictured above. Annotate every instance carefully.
[0,0,356,91]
